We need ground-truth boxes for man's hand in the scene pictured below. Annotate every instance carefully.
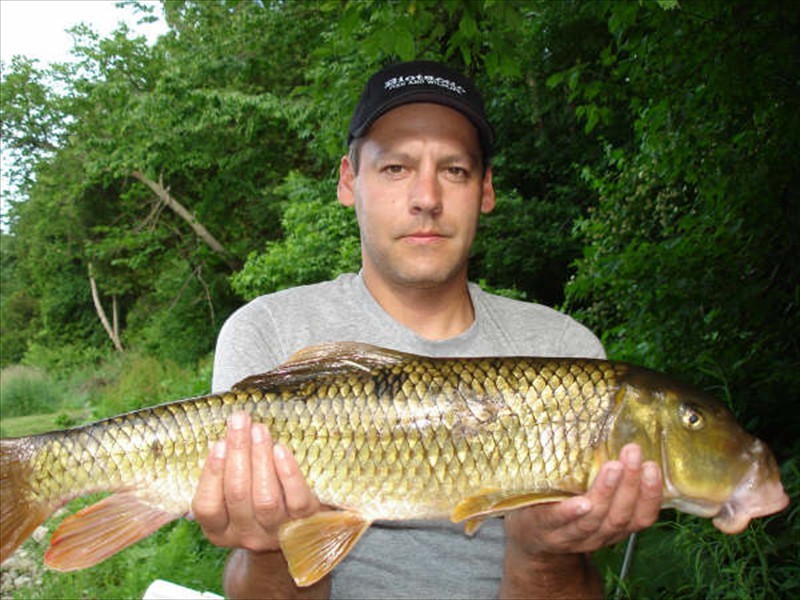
[505,443,663,557]
[498,444,662,598]
[192,412,321,552]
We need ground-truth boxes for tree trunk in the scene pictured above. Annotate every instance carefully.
[131,170,239,270]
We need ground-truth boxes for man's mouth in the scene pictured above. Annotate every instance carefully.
[400,231,448,243]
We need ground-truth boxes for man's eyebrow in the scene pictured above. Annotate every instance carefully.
[440,153,480,168]
[373,149,415,163]
[369,147,481,170]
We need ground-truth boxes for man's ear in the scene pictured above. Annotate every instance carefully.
[338,155,356,207]
[480,167,496,214]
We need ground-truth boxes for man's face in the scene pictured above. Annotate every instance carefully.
[338,103,495,290]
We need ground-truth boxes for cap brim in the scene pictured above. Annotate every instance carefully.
[349,90,494,152]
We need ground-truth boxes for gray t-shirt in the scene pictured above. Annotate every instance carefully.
[212,272,604,599]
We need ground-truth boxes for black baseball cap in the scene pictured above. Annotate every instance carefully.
[347,61,494,159]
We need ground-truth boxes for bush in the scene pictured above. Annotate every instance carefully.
[92,352,213,419]
[0,366,64,418]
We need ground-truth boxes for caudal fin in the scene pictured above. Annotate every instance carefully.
[1,437,54,564]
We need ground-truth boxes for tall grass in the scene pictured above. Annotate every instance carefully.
[90,352,213,419]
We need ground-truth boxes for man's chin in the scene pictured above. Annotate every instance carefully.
[388,265,466,289]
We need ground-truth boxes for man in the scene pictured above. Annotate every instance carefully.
[192,61,663,599]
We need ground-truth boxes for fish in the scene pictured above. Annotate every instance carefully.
[0,342,790,586]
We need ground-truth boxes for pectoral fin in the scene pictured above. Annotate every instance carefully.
[278,510,371,587]
[45,492,181,571]
[451,489,574,525]
[463,517,486,536]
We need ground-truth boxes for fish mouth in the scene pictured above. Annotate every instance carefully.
[711,458,790,534]
[660,438,789,533]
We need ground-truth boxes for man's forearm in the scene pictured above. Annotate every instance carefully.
[223,549,331,600]
[499,547,603,600]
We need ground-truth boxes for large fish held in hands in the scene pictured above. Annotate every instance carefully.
[0,342,789,586]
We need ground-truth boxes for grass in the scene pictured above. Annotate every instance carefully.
[0,365,66,418]
[0,409,91,438]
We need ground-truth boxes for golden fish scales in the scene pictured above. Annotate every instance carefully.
[19,352,619,536]
[1,342,788,588]
[237,355,621,521]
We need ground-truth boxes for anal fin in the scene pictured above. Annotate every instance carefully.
[278,510,370,587]
[45,492,181,571]
[451,489,574,525]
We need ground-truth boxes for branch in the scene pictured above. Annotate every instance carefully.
[88,262,124,353]
[131,170,239,270]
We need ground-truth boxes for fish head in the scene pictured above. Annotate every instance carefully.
[609,367,789,533]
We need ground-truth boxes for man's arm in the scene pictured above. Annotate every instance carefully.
[499,444,663,599]
[192,413,330,600]
[223,549,330,600]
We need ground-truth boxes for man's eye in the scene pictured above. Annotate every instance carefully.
[446,166,469,179]
[383,164,404,175]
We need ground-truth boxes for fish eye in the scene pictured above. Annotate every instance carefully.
[679,403,705,430]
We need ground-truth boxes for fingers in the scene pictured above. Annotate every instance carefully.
[577,444,662,542]
[603,444,662,532]
[587,445,642,535]
[192,412,320,552]
[192,439,230,537]
[224,412,258,523]
[250,424,282,522]
[506,443,664,556]
[274,443,320,518]
[633,459,662,529]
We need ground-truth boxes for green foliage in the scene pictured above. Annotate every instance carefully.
[561,0,800,455]
[92,351,212,418]
[0,366,64,418]
[472,191,582,305]
[0,234,37,366]
[231,172,360,299]
[21,342,106,378]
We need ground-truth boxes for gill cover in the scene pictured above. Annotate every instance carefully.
[609,366,755,515]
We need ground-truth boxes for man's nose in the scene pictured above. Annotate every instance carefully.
[409,169,442,215]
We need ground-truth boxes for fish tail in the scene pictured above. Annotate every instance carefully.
[1,437,53,564]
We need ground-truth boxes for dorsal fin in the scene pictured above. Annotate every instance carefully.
[284,342,409,368]
[231,342,409,391]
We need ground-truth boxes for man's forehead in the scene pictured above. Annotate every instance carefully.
[365,103,481,148]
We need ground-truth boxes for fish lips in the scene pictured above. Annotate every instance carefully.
[711,458,790,534]
[662,439,789,533]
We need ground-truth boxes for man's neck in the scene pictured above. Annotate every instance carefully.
[361,268,475,341]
